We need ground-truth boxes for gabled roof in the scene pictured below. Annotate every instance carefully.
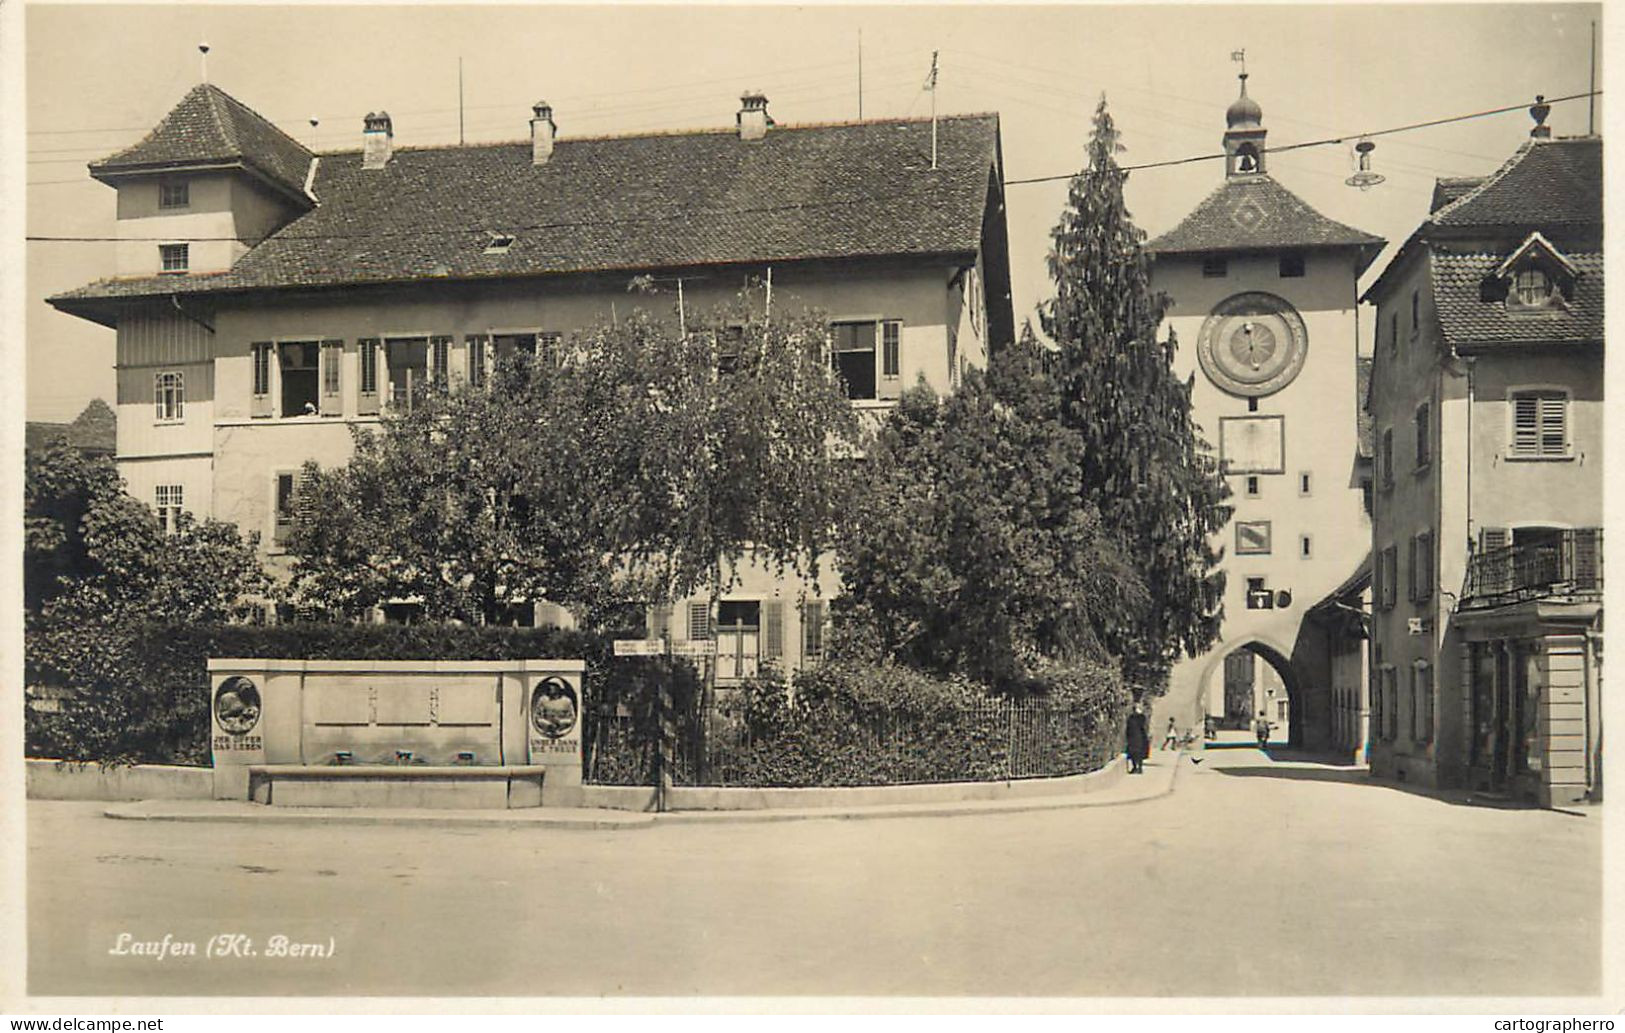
[89,83,315,202]
[54,113,1003,318]
[1431,249,1603,351]
[1430,176,1485,214]
[1146,175,1384,270]
[1492,230,1579,280]
[25,399,117,455]
[1429,136,1601,230]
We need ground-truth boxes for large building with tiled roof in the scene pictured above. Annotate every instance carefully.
[49,81,1014,664]
[1360,104,1602,807]
[1145,71,1382,758]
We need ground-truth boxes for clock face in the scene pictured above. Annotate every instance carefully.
[1197,292,1309,397]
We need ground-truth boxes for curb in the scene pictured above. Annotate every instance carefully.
[99,752,1186,830]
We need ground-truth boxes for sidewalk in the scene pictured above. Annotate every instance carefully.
[101,750,1186,830]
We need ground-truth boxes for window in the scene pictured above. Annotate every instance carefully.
[155,485,183,535]
[1410,290,1420,337]
[153,371,184,422]
[1380,428,1394,488]
[384,337,430,411]
[273,472,300,545]
[1247,396,1259,413]
[1278,252,1305,278]
[881,320,901,380]
[1244,475,1260,498]
[1414,403,1431,468]
[1202,257,1228,278]
[279,341,321,416]
[1298,471,1312,497]
[1410,530,1434,602]
[715,325,746,374]
[159,243,188,273]
[802,600,826,661]
[1509,390,1569,458]
[431,336,451,391]
[715,601,763,681]
[483,231,516,255]
[465,334,488,388]
[539,332,564,366]
[1511,268,1554,308]
[1245,576,1275,610]
[1388,312,1399,355]
[158,181,189,209]
[1300,534,1313,559]
[830,320,879,400]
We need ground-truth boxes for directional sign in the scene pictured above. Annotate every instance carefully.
[670,640,717,658]
[613,639,666,657]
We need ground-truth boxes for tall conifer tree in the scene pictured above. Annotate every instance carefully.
[1039,97,1230,690]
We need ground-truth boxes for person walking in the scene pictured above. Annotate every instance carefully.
[1254,712,1273,750]
[1161,716,1180,751]
[1125,703,1150,774]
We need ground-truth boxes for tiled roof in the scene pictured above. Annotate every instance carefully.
[1432,250,1603,350]
[1146,175,1384,263]
[55,114,1000,310]
[90,84,315,200]
[1355,356,1374,459]
[1429,177,1484,214]
[1429,137,1601,230]
[25,399,116,455]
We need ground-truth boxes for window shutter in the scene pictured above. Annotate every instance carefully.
[1479,527,1510,553]
[1572,530,1600,588]
[763,601,784,659]
[430,335,453,393]
[251,342,273,418]
[465,334,488,389]
[1512,394,1539,454]
[153,372,164,420]
[320,339,343,414]
[880,319,902,391]
[1419,531,1433,599]
[687,601,711,640]
[1538,394,1567,456]
[802,600,825,659]
[358,338,380,415]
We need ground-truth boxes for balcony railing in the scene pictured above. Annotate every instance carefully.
[1461,528,1603,610]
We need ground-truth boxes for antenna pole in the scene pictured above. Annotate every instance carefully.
[928,50,939,170]
[458,57,466,145]
[1589,21,1596,134]
[858,29,864,120]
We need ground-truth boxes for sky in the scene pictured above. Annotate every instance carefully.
[19,2,1605,420]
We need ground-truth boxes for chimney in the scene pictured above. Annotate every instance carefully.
[1529,95,1552,139]
[362,111,393,169]
[530,101,557,165]
[737,91,771,141]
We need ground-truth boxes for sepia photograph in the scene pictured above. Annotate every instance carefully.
[6,0,1613,1013]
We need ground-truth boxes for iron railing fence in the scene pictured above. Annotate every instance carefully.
[1461,528,1602,610]
[583,694,1120,788]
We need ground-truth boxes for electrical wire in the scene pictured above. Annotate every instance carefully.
[1005,90,1599,185]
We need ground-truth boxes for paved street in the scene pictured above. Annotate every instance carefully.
[28,746,1598,998]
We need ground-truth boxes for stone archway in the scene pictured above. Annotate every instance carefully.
[1197,637,1304,747]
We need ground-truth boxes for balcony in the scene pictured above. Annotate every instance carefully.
[1461,528,1602,611]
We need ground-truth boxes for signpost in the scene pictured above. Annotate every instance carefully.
[611,636,706,812]
[613,639,666,657]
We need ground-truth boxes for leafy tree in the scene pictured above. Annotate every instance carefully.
[24,440,269,762]
[283,290,862,628]
[833,337,1145,690]
[1038,97,1230,688]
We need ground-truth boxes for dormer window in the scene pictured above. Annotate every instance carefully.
[1493,231,1578,315]
[483,232,516,255]
[159,181,189,209]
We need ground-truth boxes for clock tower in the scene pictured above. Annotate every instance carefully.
[1148,71,1384,749]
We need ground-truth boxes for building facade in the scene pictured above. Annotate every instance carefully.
[1361,107,1602,806]
[51,83,1015,679]
[1146,74,1383,748]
